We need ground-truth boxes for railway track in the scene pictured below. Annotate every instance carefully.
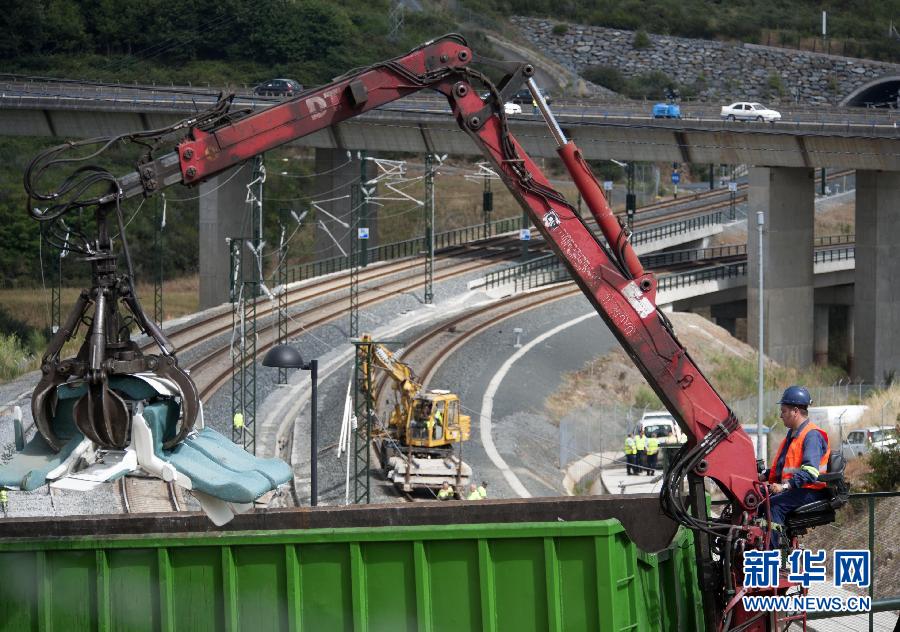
[119,475,182,513]
[163,189,737,403]
[367,283,582,502]
[179,167,856,410]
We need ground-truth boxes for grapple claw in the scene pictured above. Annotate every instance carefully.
[73,379,131,449]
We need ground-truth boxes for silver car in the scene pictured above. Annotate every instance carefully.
[842,426,898,458]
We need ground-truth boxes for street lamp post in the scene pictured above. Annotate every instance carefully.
[263,344,319,506]
[756,211,765,461]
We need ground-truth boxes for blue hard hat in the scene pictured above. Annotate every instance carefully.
[778,385,812,407]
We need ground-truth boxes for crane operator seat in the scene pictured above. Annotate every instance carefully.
[783,451,850,537]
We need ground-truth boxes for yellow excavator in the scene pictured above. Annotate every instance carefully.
[358,335,471,493]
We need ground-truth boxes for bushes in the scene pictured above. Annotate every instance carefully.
[865,445,900,491]
[552,23,568,36]
[581,65,677,100]
[0,333,32,381]
[766,73,785,98]
[582,64,626,92]
[632,30,651,50]
[622,70,675,100]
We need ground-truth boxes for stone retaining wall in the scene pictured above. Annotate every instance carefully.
[511,16,900,104]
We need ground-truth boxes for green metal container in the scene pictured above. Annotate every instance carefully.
[0,501,704,631]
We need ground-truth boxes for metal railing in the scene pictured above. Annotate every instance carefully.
[815,246,856,263]
[483,210,730,291]
[631,211,723,246]
[657,262,748,291]
[642,235,855,269]
[805,490,900,630]
[482,253,565,292]
[285,215,523,284]
[641,244,746,269]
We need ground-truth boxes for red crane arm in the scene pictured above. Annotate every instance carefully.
[439,78,762,513]
[177,35,472,185]
[160,33,762,513]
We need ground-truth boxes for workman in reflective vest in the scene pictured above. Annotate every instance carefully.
[477,481,488,499]
[0,487,8,516]
[624,434,637,475]
[645,433,660,476]
[467,483,482,500]
[437,481,455,501]
[634,431,647,473]
[760,385,830,546]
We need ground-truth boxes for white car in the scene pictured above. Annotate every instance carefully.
[720,102,781,123]
[842,427,898,458]
[636,411,687,445]
[503,102,522,115]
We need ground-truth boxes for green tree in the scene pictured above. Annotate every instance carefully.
[865,445,900,491]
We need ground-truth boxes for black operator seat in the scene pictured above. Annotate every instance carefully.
[784,451,850,533]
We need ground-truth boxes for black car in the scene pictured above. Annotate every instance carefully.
[510,88,552,105]
[253,79,303,97]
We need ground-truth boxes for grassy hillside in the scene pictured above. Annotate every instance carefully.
[462,0,900,63]
[3,1,896,87]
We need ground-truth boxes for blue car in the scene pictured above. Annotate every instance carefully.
[652,103,681,119]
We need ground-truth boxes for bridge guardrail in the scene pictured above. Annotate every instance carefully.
[640,234,856,269]
[483,210,731,290]
[4,76,900,131]
[657,262,748,291]
[631,211,723,246]
[814,245,855,263]
[485,229,858,295]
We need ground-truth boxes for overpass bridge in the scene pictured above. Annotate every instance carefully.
[2,80,899,381]
[486,240,857,372]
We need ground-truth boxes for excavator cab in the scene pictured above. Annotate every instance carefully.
[407,391,470,449]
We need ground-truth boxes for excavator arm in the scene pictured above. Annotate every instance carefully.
[357,336,421,432]
[25,33,801,629]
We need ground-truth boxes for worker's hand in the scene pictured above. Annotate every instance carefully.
[770,483,785,494]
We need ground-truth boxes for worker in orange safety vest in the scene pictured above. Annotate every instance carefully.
[759,385,830,546]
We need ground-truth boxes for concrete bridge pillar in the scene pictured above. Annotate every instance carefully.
[814,304,829,366]
[853,170,900,383]
[199,164,254,310]
[748,167,815,367]
[312,148,376,261]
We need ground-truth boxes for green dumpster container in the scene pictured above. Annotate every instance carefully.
[0,499,704,631]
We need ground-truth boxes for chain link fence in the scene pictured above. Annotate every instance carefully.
[804,492,900,603]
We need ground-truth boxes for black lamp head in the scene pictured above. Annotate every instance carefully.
[263,344,306,369]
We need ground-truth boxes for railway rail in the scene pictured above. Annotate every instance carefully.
[119,475,182,514]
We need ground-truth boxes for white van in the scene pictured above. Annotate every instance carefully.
[843,426,898,458]
[637,411,687,445]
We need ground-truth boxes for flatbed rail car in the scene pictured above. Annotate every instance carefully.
[0,496,703,632]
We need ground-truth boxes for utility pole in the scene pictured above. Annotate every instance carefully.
[351,339,376,504]
[388,0,404,42]
[41,224,62,337]
[625,163,636,231]
[482,171,493,238]
[276,211,289,385]
[153,194,165,325]
[230,238,257,455]
[424,154,435,304]
[349,155,366,337]
[251,155,265,297]
[756,211,765,461]
[729,181,737,221]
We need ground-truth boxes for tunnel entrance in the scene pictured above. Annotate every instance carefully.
[841,76,900,108]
